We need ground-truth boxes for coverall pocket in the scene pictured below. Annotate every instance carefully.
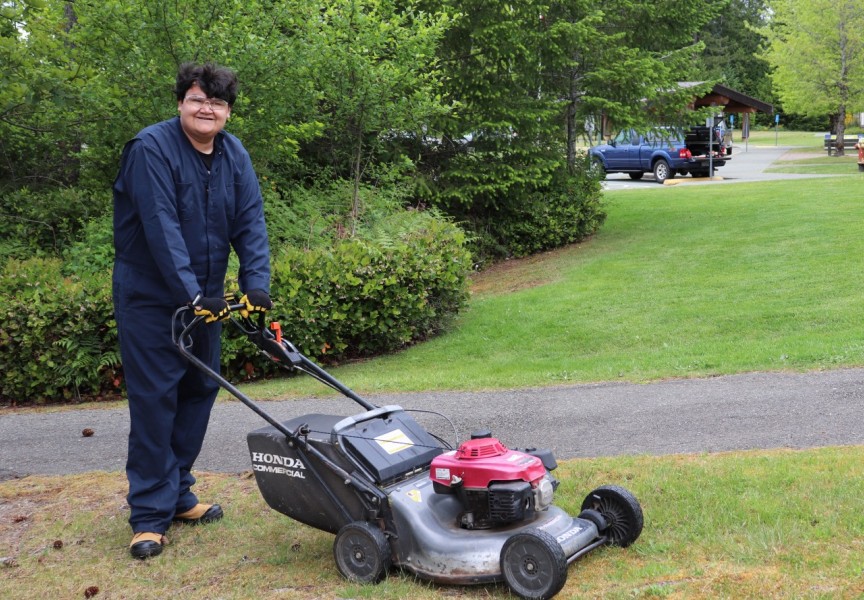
[175,182,194,221]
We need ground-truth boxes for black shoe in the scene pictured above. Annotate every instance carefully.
[130,532,165,559]
[173,503,223,525]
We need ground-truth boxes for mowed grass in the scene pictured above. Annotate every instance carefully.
[743,129,862,175]
[742,129,830,148]
[250,175,864,399]
[768,152,861,176]
[3,447,864,599]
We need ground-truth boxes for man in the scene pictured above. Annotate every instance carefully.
[113,62,272,559]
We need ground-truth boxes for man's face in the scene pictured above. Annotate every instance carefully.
[177,83,231,147]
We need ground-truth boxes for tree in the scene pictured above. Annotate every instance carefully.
[420,0,724,208]
[698,0,772,101]
[418,0,565,215]
[293,0,452,234]
[0,0,452,196]
[542,0,723,172]
[762,0,864,154]
[67,0,323,184]
[0,0,91,187]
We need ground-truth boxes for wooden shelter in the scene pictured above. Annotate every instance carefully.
[681,82,774,115]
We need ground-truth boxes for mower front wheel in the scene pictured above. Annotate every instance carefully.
[500,529,568,600]
[333,521,391,584]
[581,485,643,548]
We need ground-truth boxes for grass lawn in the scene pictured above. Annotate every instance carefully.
[248,175,864,399]
[742,129,830,148]
[3,447,864,599]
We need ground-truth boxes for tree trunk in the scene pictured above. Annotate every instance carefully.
[350,130,363,237]
[565,102,576,174]
[565,69,579,175]
[836,106,847,156]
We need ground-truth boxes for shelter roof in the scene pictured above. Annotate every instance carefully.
[679,82,773,114]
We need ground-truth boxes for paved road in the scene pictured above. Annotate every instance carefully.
[2,367,863,480]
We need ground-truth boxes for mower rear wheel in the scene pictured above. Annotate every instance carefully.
[333,521,391,584]
[581,485,643,548]
[500,529,567,600]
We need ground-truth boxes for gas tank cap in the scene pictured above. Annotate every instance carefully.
[470,429,492,439]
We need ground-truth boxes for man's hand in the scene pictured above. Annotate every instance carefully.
[193,296,230,323]
[239,289,272,318]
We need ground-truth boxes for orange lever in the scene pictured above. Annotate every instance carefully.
[270,321,282,343]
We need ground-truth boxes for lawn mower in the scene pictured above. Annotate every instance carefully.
[173,304,644,600]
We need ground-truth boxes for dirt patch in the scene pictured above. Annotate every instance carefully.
[0,483,54,561]
[0,474,127,564]
[469,242,592,296]
[780,150,826,161]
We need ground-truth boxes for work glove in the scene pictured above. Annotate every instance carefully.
[239,289,272,318]
[193,296,230,323]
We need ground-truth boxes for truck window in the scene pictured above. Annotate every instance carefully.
[613,130,631,144]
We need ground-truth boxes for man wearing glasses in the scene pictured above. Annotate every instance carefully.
[113,62,272,559]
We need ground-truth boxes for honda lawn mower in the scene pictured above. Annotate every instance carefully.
[173,304,644,600]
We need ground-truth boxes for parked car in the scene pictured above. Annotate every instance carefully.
[590,127,731,184]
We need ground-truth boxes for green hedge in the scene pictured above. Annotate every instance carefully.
[438,163,606,264]
[491,169,606,258]
[0,219,470,404]
[0,259,120,404]
[221,217,471,380]
[0,187,112,261]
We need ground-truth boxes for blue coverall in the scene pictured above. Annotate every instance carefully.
[112,117,270,534]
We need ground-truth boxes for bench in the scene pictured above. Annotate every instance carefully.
[824,136,861,156]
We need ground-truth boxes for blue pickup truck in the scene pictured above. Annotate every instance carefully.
[589,127,731,184]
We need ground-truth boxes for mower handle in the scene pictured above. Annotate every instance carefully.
[172,303,377,412]
[171,305,386,522]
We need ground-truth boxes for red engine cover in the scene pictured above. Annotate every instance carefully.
[430,437,546,489]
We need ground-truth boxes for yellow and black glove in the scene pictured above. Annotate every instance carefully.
[193,296,231,323]
[239,289,272,318]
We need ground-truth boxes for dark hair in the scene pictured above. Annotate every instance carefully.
[175,62,238,105]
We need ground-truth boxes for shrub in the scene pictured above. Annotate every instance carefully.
[460,162,606,263]
[222,213,471,380]
[0,211,470,403]
[63,213,115,276]
[0,187,112,261]
[495,166,605,257]
[0,258,120,404]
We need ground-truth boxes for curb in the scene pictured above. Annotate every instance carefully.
[663,175,724,186]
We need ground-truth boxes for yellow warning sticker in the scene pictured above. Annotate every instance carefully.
[374,429,414,455]
[406,489,422,503]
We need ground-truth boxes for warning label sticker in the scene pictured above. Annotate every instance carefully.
[375,429,414,455]
[435,468,451,480]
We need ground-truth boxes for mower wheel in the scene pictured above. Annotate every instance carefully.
[333,521,391,584]
[500,529,567,600]
[581,485,643,548]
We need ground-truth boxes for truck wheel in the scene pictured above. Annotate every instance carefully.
[652,159,671,183]
[333,521,391,583]
[628,172,644,180]
[581,485,643,548]
[590,157,606,179]
[500,530,567,600]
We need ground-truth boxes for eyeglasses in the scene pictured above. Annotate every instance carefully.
[184,95,230,111]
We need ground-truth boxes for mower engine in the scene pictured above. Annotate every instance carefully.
[430,433,559,529]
